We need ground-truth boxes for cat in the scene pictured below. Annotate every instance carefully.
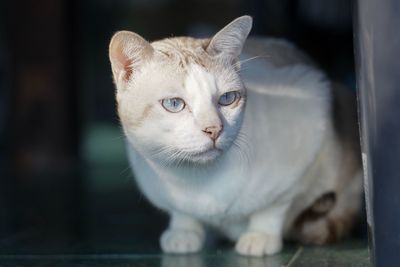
[108,16,362,256]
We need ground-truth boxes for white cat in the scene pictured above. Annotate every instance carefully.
[109,16,362,256]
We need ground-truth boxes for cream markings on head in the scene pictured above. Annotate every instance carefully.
[128,104,153,129]
[152,37,211,70]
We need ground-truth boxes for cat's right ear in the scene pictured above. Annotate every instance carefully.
[109,31,154,90]
[207,16,252,61]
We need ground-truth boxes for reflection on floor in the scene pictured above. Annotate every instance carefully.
[0,241,369,267]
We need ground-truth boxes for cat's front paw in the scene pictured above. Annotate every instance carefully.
[235,231,283,256]
[160,229,204,254]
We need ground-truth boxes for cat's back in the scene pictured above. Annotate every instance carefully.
[240,37,326,98]
[240,36,330,122]
[238,37,332,183]
[242,37,313,68]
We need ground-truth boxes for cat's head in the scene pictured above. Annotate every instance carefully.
[109,16,252,165]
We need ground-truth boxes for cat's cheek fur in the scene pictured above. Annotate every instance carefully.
[215,104,245,150]
[130,108,220,164]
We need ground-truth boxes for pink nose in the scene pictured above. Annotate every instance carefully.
[202,125,223,141]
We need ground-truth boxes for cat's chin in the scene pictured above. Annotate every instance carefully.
[149,146,224,166]
[187,148,223,164]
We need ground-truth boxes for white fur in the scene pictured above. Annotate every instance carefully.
[110,16,346,256]
[125,60,336,255]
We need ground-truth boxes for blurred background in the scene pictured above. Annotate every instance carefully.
[0,0,357,255]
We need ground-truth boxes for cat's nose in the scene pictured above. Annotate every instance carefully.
[202,125,223,141]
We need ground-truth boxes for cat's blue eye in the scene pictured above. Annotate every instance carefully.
[218,91,240,106]
[161,98,185,113]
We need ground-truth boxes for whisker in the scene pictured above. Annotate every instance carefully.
[233,55,271,69]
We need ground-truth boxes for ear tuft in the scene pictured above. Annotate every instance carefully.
[207,16,253,60]
[109,31,153,90]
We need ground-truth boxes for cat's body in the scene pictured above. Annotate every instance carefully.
[109,16,362,256]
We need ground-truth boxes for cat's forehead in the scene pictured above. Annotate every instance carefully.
[184,64,218,97]
[151,37,212,69]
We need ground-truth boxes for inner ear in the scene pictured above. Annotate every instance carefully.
[109,31,153,89]
[123,59,133,81]
[110,44,133,82]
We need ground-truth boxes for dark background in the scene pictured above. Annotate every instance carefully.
[0,0,356,254]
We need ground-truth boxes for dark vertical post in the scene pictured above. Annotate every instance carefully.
[0,1,13,238]
[354,0,400,266]
[6,0,82,242]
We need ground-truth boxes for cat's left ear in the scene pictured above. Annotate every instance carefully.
[207,16,252,61]
[109,31,154,90]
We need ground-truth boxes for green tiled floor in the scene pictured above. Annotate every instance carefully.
[0,241,369,266]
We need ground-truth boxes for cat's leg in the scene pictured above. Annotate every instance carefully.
[160,212,205,254]
[235,202,290,256]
